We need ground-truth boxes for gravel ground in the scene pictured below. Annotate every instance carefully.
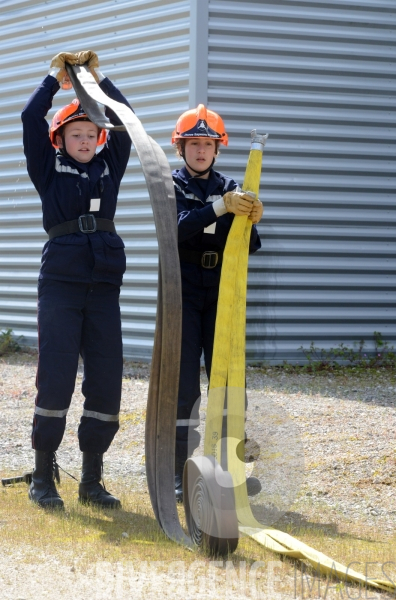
[0,352,395,599]
[1,352,395,529]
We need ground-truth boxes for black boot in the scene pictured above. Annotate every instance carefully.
[78,452,121,509]
[175,455,186,504]
[28,450,64,509]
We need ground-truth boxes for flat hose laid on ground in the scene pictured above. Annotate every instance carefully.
[67,66,395,592]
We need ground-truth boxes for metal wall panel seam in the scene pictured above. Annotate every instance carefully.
[189,0,208,106]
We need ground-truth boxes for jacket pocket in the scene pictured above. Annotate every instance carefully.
[100,232,125,248]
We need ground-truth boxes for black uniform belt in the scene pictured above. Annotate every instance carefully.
[48,215,116,240]
[178,248,223,269]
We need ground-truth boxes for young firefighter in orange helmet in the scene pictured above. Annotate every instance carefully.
[21,51,132,509]
[171,105,263,502]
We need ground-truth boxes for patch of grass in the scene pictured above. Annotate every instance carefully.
[1,479,395,598]
[0,480,187,565]
[119,411,146,426]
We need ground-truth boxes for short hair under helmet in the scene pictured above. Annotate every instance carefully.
[49,98,107,148]
[171,104,228,146]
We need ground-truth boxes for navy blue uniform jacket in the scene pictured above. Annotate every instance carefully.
[173,166,261,288]
[22,75,132,286]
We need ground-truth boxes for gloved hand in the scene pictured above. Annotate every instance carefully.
[50,52,79,89]
[50,52,79,71]
[76,50,100,82]
[248,200,264,224]
[223,191,254,216]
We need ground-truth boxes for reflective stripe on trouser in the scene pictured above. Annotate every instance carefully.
[176,282,218,460]
[32,279,123,453]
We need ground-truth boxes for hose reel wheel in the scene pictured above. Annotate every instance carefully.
[183,456,239,557]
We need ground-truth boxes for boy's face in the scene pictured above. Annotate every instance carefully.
[56,120,99,163]
[184,138,217,178]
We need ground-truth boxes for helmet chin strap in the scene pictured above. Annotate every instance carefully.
[58,134,71,159]
[183,155,215,178]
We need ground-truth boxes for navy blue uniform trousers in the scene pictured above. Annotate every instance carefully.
[176,278,249,462]
[176,281,219,460]
[33,279,123,454]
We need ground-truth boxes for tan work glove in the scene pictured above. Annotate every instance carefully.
[223,191,254,216]
[50,52,78,89]
[248,199,264,224]
[76,50,101,83]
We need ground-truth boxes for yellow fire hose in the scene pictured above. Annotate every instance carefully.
[202,131,395,593]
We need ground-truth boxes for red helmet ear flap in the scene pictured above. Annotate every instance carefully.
[97,128,107,146]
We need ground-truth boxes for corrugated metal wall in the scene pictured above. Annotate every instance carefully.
[0,0,394,364]
[0,0,190,361]
[208,0,396,362]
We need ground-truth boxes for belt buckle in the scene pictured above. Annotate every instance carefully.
[78,214,96,233]
[201,251,218,269]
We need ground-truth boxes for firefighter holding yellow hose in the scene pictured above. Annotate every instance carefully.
[171,105,263,502]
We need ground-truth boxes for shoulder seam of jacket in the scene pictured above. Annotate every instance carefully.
[174,182,224,204]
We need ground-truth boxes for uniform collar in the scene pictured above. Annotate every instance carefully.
[178,166,224,200]
[56,151,106,184]
[56,151,92,172]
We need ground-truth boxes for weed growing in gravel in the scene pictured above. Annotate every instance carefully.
[248,332,396,377]
[298,332,395,373]
[0,328,23,355]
